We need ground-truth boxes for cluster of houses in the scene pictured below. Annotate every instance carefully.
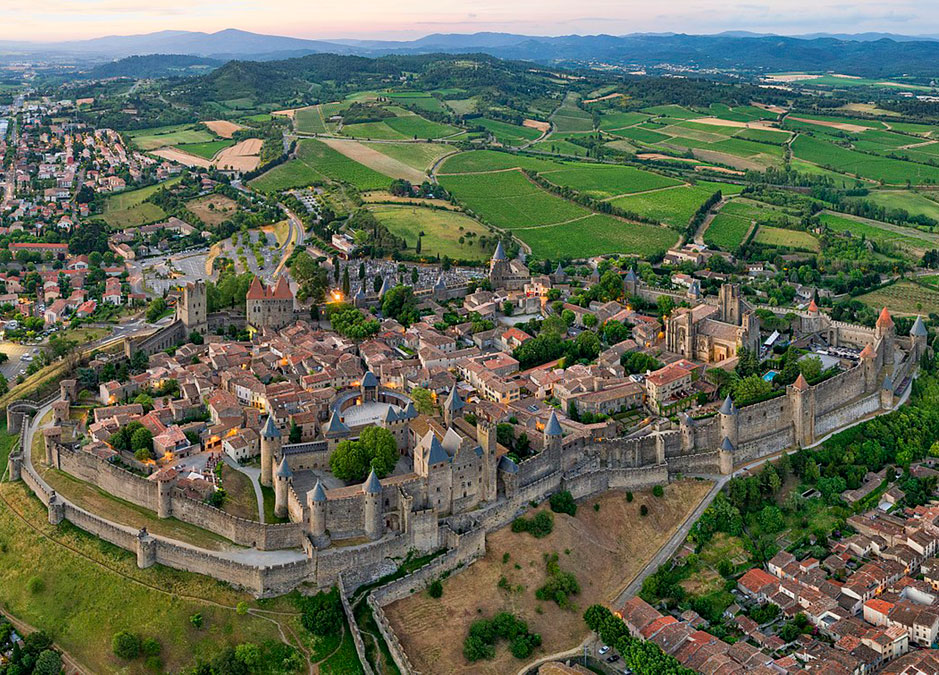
[616,498,939,674]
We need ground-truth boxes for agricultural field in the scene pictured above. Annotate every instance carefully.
[250,138,391,193]
[551,93,594,133]
[437,150,563,174]
[173,140,234,160]
[317,138,428,183]
[609,181,743,228]
[516,214,678,259]
[850,190,939,223]
[703,210,753,250]
[341,111,460,141]
[530,137,590,157]
[538,164,683,199]
[439,170,587,229]
[294,105,328,134]
[369,205,493,260]
[474,118,543,146]
[597,111,650,131]
[385,481,712,675]
[753,225,820,251]
[857,280,939,316]
[126,124,214,150]
[818,212,939,256]
[366,142,455,173]
[100,177,180,229]
[791,134,939,184]
[386,92,448,113]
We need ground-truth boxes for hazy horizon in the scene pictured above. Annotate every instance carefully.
[2,0,935,43]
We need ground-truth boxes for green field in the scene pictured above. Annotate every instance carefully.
[609,181,742,228]
[552,93,594,133]
[851,190,939,223]
[127,124,215,151]
[438,150,563,174]
[295,106,328,134]
[703,212,752,250]
[101,177,181,229]
[174,140,234,160]
[250,139,391,192]
[734,127,792,144]
[517,214,678,259]
[369,205,492,260]
[857,280,939,315]
[538,164,683,199]
[531,138,590,157]
[597,111,650,131]
[474,118,542,146]
[792,135,939,184]
[0,479,302,673]
[818,212,938,254]
[753,225,820,251]
[641,105,699,119]
[707,103,778,122]
[440,170,587,229]
[386,92,447,113]
[341,112,460,141]
[367,142,454,172]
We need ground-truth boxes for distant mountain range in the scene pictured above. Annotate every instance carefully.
[6,29,939,78]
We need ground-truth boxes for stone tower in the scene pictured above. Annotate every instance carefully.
[718,395,738,448]
[875,307,896,374]
[788,374,815,448]
[179,280,207,333]
[718,436,735,475]
[363,469,383,540]
[309,480,327,540]
[881,374,895,410]
[443,386,464,427]
[678,413,694,452]
[719,284,742,326]
[860,344,878,392]
[260,415,281,488]
[544,411,563,468]
[911,315,928,363]
[156,470,175,518]
[477,416,498,502]
[623,267,638,298]
[360,371,379,403]
[274,456,291,519]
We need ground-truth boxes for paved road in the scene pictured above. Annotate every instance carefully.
[0,342,32,380]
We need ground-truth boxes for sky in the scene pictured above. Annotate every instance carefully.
[0,0,933,42]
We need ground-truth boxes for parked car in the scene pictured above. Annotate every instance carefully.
[598,645,610,655]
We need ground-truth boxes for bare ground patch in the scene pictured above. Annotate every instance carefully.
[203,120,246,138]
[187,194,239,227]
[788,116,871,133]
[318,138,426,183]
[691,148,775,172]
[384,480,713,675]
[215,138,262,172]
[151,147,212,168]
[523,119,551,133]
[688,117,780,130]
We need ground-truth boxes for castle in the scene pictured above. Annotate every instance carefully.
[488,241,530,290]
[665,283,761,363]
[246,276,294,335]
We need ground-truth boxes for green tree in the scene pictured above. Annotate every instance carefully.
[112,631,141,659]
[131,427,153,455]
[146,297,167,323]
[33,650,62,675]
[381,285,419,326]
[329,426,398,481]
[411,387,437,415]
[289,422,302,443]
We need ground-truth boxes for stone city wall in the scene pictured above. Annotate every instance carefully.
[815,393,881,439]
[337,575,376,675]
[813,367,866,417]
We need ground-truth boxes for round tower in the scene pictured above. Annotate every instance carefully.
[544,411,563,467]
[718,436,735,475]
[156,469,176,518]
[309,480,327,538]
[911,315,928,363]
[274,456,292,519]
[718,395,738,448]
[363,469,383,540]
[260,415,281,488]
[678,413,694,452]
[875,307,895,373]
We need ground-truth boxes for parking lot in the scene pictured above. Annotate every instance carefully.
[0,341,35,381]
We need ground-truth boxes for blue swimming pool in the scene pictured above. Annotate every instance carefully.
[762,370,779,382]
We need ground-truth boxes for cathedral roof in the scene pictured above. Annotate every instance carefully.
[555,262,565,276]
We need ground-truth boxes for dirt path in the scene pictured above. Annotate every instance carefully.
[898,139,939,150]
[599,183,688,202]
[693,196,730,246]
